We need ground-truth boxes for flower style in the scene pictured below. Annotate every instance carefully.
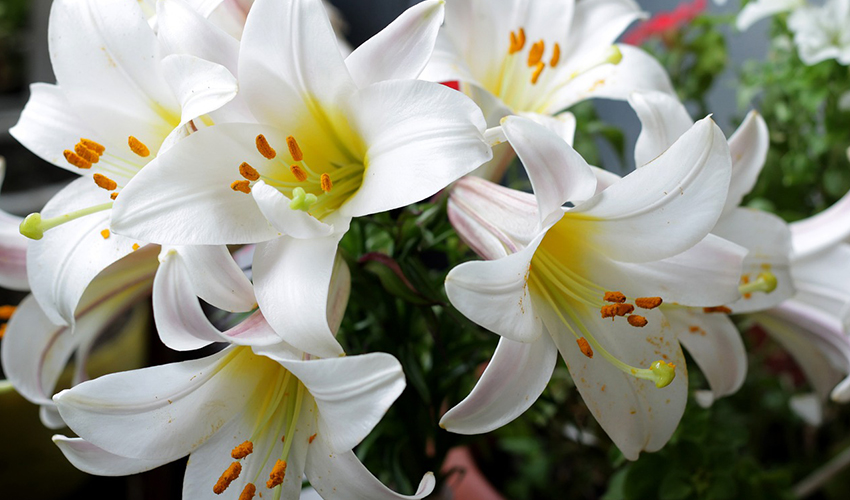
[443,115,745,459]
[788,0,850,65]
[108,0,491,358]
[627,91,794,405]
[736,0,805,31]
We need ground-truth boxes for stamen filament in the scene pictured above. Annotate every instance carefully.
[20,202,114,240]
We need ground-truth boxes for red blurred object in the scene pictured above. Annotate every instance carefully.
[441,80,461,91]
[623,0,707,46]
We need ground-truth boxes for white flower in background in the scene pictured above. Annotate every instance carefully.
[627,91,794,406]
[109,0,492,358]
[788,0,850,65]
[736,0,805,31]
[0,158,28,291]
[443,115,744,459]
[421,0,675,180]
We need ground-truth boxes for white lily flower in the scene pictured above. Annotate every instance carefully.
[0,158,28,291]
[444,115,744,459]
[736,0,805,31]
[108,0,491,358]
[53,343,435,500]
[788,0,850,65]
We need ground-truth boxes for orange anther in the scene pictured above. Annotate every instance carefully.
[93,173,117,191]
[80,138,105,155]
[527,40,545,66]
[601,303,634,319]
[255,134,277,160]
[627,315,648,327]
[100,229,110,239]
[231,440,254,459]
[517,28,526,51]
[128,136,151,157]
[550,43,561,67]
[703,306,732,314]
[231,180,252,194]
[239,162,261,181]
[604,291,626,303]
[0,305,16,320]
[74,143,100,164]
[64,150,92,169]
[635,297,663,309]
[577,337,593,358]
[320,173,332,193]
[531,62,545,84]
[266,460,287,489]
[239,483,256,500]
[290,165,307,182]
[286,136,303,162]
[213,462,242,494]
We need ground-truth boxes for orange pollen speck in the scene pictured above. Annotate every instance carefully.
[627,315,648,327]
[266,460,287,489]
[239,162,261,181]
[255,134,277,160]
[703,306,732,314]
[231,180,252,194]
[239,483,256,500]
[527,40,545,66]
[100,229,110,239]
[132,243,140,251]
[0,305,16,320]
[80,138,105,155]
[550,43,561,67]
[308,433,317,444]
[286,136,303,162]
[531,62,545,85]
[577,337,593,358]
[128,136,150,157]
[64,150,92,169]
[231,441,254,459]
[290,165,308,182]
[320,173,332,193]
[213,462,242,494]
[74,143,100,164]
[604,291,626,303]
[635,297,663,309]
[600,303,634,319]
[110,192,119,200]
[93,173,118,191]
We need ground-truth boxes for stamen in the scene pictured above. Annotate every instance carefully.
[93,173,118,191]
[213,462,242,494]
[627,315,648,327]
[231,441,254,459]
[128,136,151,157]
[288,187,318,212]
[255,134,277,160]
[286,136,303,162]
[80,138,105,155]
[266,460,287,489]
[517,28,526,52]
[100,229,110,239]
[603,291,626,303]
[320,173,332,193]
[19,202,114,240]
[64,150,92,169]
[527,40,545,66]
[531,62,545,85]
[110,192,119,200]
[0,305,15,320]
[74,143,100,164]
[703,306,732,314]
[600,303,634,319]
[239,483,256,500]
[738,272,778,296]
[550,43,561,67]
[231,180,252,194]
[509,31,520,54]
[635,297,663,309]
[239,162,261,181]
[290,165,308,182]
[576,337,593,358]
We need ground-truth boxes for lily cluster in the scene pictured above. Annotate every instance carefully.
[1,0,849,498]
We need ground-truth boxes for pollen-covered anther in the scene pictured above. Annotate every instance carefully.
[74,143,100,164]
[266,460,287,489]
[550,43,561,67]
[576,337,593,358]
[531,62,545,85]
[600,303,634,319]
[93,173,118,191]
[128,136,151,157]
[320,173,332,193]
[290,165,308,182]
[231,180,252,194]
[239,162,261,181]
[635,297,663,309]
[603,291,626,303]
[231,440,254,459]
[239,483,256,500]
[527,40,545,66]
[213,462,242,494]
[255,134,277,160]
[64,150,92,169]
[627,315,648,327]
[509,28,527,54]
[286,136,303,162]
[0,305,16,320]
[80,138,105,155]
[703,306,732,314]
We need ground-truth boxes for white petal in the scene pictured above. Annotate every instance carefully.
[345,0,445,87]
[445,237,544,343]
[792,244,850,332]
[440,335,557,434]
[253,235,345,358]
[0,161,28,290]
[724,111,769,216]
[251,181,335,239]
[520,111,578,147]
[737,0,803,31]
[570,117,731,263]
[273,353,405,453]
[628,91,693,167]
[307,438,435,500]
[172,245,256,312]
[53,436,167,476]
[341,80,490,217]
[667,308,746,403]
[791,188,850,259]
[160,54,238,131]
[503,115,598,225]
[562,0,643,68]
[156,0,240,75]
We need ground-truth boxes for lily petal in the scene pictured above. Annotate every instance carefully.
[156,0,240,75]
[724,111,769,217]
[791,188,850,259]
[251,181,335,239]
[53,436,167,476]
[0,160,28,290]
[171,245,256,312]
[160,54,238,132]
[629,91,693,168]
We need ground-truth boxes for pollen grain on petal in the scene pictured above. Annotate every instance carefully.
[74,143,100,164]
[64,150,92,169]
[703,306,732,314]
[531,62,545,85]
[308,433,317,444]
[255,134,277,160]
[286,136,303,162]
[604,291,626,303]
[239,162,261,181]
[80,138,106,155]
[239,483,256,500]
[320,173,332,193]
[635,297,663,309]
[100,229,110,239]
[213,462,242,494]
[128,136,151,157]
[93,173,118,191]
[231,440,254,459]
[110,192,119,200]
[550,43,561,67]
[231,180,252,194]
[0,305,16,320]
[132,243,140,251]
[577,337,593,358]
[290,165,308,182]
[266,460,287,489]
[627,315,648,327]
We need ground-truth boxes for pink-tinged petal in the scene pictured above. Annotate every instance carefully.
[345,0,445,87]
[724,111,769,216]
[326,255,351,334]
[340,80,490,217]
[172,245,255,312]
[792,244,850,331]
[273,353,405,453]
[628,91,693,167]
[713,208,794,313]
[571,117,731,263]
[791,188,850,259]
[53,436,167,476]
[445,236,544,343]
[307,438,436,500]
[667,308,746,405]
[253,235,345,358]
[156,0,239,75]
[239,0,355,127]
[0,160,28,290]
[440,335,557,434]
[160,54,238,130]
[251,181,335,239]
[503,115,598,225]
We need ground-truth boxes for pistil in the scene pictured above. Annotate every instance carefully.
[20,202,114,240]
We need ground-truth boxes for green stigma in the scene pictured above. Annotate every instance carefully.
[289,187,318,212]
[20,213,45,240]
[649,360,677,388]
[18,202,114,241]
[739,271,779,296]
